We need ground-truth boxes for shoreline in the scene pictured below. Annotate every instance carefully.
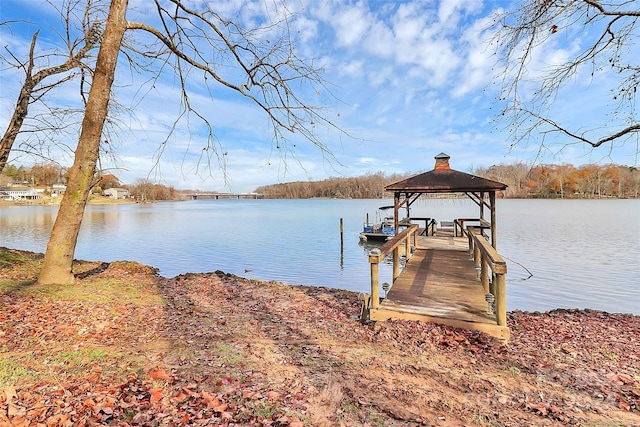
[0,195,140,207]
[1,246,638,318]
[1,196,638,208]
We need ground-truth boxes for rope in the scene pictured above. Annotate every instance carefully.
[503,255,533,280]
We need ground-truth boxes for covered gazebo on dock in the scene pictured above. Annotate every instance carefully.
[363,153,511,340]
[386,152,506,247]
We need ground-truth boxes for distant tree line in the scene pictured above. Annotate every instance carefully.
[0,163,67,187]
[256,163,639,199]
[0,163,181,201]
[255,172,412,199]
[128,179,182,201]
[4,161,638,200]
[473,163,640,199]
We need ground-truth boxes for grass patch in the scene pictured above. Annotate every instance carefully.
[42,347,139,380]
[47,348,108,376]
[4,276,164,307]
[0,356,33,386]
[0,249,33,267]
[0,279,37,294]
[41,281,148,302]
[340,400,359,421]
[254,401,281,418]
[216,344,244,365]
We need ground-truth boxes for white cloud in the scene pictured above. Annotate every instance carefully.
[332,3,373,48]
[453,14,500,97]
[438,0,484,30]
[361,19,396,58]
[341,59,365,77]
[357,157,377,164]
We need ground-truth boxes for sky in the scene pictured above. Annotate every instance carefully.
[1,0,638,193]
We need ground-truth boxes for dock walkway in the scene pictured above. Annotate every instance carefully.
[366,228,510,341]
[367,153,510,340]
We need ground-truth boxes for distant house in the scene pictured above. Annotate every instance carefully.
[51,184,67,196]
[103,188,130,199]
[0,187,42,200]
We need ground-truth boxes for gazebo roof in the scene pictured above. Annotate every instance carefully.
[385,153,507,194]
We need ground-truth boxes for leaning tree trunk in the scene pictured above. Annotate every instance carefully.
[38,0,129,285]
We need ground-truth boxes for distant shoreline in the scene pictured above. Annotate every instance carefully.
[0,195,141,208]
[1,195,637,208]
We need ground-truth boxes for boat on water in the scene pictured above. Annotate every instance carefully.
[359,206,396,242]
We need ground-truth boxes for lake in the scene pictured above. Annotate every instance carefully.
[1,198,638,315]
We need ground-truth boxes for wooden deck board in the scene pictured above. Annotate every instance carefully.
[416,235,469,251]
[370,236,510,340]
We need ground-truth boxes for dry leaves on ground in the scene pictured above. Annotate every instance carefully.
[1,248,638,426]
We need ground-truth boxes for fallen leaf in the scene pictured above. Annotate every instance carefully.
[2,386,17,403]
[8,402,25,417]
[213,402,228,412]
[618,401,631,411]
[266,391,281,400]
[149,368,170,380]
[149,388,163,402]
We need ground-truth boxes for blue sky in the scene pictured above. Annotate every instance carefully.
[1,0,638,192]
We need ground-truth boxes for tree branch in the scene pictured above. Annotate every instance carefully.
[581,0,640,16]
[493,0,640,155]
[0,6,102,172]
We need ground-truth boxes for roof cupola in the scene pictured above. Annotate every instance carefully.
[434,152,451,170]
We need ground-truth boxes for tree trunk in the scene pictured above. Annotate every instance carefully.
[0,32,39,173]
[38,0,129,285]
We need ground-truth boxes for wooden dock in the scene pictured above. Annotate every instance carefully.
[364,153,510,340]
[364,225,510,341]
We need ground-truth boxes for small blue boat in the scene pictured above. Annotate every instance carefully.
[359,206,395,242]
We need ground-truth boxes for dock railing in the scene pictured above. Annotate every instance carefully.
[363,223,507,331]
[406,217,437,235]
[466,226,508,328]
[454,218,490,237]
[367,224,420,310]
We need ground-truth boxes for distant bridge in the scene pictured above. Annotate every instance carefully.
[190,193,264,200]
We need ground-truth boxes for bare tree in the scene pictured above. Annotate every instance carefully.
[37,0,345,284]
[492,0,640,155]
[123,0,339,172]
[0,0,105,172]
[39,0,128,285]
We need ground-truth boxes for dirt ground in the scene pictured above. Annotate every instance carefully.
[0,247,638,426]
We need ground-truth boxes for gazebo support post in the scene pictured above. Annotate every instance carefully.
[393,193,400,233]
[490,191,497,248]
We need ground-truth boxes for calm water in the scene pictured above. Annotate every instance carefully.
[1,199,638,314]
